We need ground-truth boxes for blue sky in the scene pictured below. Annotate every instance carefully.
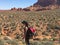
[0,0,37,10]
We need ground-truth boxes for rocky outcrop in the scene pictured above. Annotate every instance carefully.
[11,7,23,11]
[23,8,30,11]
[34,0,60,7]
[10,0,60,11]
[27,0,60,11]
[11,7,17,10]
[17,8,23,11]
[57,0,60,5]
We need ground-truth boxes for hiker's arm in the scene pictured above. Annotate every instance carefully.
[22,27,28,39]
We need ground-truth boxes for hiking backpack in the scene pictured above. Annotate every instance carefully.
[28,27,36,35]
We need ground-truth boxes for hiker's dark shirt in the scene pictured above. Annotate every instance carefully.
[26,28,33,39]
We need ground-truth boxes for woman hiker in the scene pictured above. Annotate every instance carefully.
[21,20,35,45]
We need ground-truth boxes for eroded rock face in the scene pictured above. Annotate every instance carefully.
[57,0,60,5]
[34,0,60,7]
[27,0,60,11]
[11,7,17,10]
[10,0,60,11]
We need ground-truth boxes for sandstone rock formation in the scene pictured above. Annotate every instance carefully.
[11,7,23,11]
[28,0,60,11]
[11,7,17,10]
[10,0,60,11]
[17,8,23,11]
[23,8,30,11]
[34,0,60,7]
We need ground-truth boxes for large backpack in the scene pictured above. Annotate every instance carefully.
[26,27,36,39]
[28,27,36,37]
[29,27,35,34]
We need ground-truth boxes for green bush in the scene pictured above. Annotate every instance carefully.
[30,41,54,45]
[0,39,4,45]
[42,38,48,41]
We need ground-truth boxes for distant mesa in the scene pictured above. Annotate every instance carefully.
[11,7,17,10]
[28,0,60,11]
[11,7,30,11]
[23,8,30,11]
[17,8,23,11]
[11,7,23,11]
[11,0,60,11]
[34,0,60,7]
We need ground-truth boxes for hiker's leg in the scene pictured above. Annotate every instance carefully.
[25,38,30,45]
[27,39,30,45]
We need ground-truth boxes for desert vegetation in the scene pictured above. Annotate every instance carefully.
[0,9,60,45]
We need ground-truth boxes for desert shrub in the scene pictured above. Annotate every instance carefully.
[10,40,19,45]
[9,15,14,18]
[0,36,19,45]
[21,39,26,44]
[47,23,60,30]
[4,39,19,45]
[0,27,2,33]
[30,41,54,45]
[50,37,58,41]
[0,39,4,45]
[36,23,40,27]
[54,26,60,30]
[0,23,2,32]
[10,22,16,26]
[42,38,48,41]
[30,41,42,45]
[54,30,59,34]
[10,26,16,31]
[15,33,21,39]
[42,31,49,36]
[3,24,9,28]
[42,41,53,45]
[52,33,57,37]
